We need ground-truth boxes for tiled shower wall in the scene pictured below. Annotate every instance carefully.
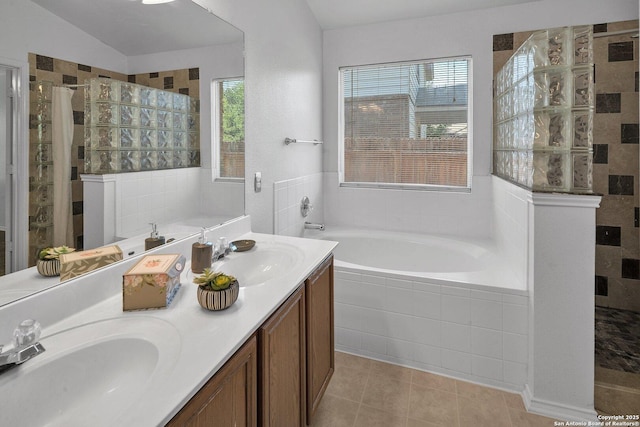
[493,20,640,312]
[28,53,199,265]
[592,22,639,312]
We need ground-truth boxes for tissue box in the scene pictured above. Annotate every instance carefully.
[59,245,123,281]
[123,254,185,311]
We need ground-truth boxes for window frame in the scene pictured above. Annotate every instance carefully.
[211,77,245,182]
[338,56,473,193]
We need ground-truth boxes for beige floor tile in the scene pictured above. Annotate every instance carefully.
[457,395,511,427]
[408,383,459,426]
[362,374,411,416]
[369,359,413,383]
[502,391,526,411]
[412,370,457,392]
[455,380,506,406]
[326,365,369,402]
[354,404,406,427]
[336,352,372,372]
[406,418,443,427]
[310,394,360,427]
[507,408,560,427]
[326,353,576,427]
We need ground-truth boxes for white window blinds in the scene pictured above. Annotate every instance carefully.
[341,57,471,190]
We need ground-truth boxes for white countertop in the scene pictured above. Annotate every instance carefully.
[0,221,337,427]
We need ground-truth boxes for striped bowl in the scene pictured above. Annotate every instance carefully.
[197,281,239,311]
[36,259,61,277]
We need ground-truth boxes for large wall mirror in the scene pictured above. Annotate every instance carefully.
[0,0,245,305]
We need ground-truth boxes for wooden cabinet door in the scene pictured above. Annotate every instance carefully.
[305,255,334,424]
[167,335,257,427]
[259,287,306,427]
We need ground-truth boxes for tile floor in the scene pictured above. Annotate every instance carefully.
[310,351,560,427]
[595,306,640,373]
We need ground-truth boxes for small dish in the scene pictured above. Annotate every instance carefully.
[232,239,256,252]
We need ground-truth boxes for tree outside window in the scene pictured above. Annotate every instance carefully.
[216,79,244,179]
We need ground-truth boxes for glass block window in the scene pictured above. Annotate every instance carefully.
[84,78,200,174]
[493,26,594,193]
[340,57,472,191]
[214,78,245,179]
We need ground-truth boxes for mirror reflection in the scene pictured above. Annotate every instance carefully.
[0,0,245,305]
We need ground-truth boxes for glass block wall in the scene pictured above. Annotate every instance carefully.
[29,81,55,258]
[84,78,200,174]
[493,26,594,193]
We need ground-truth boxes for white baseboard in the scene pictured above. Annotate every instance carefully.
[523,384,599,422]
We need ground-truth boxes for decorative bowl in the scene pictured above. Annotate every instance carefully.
[197,281,239,311]
[36,259,60,277]
[231,239,256,252]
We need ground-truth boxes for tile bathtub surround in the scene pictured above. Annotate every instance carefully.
[310,351,559,427]
[274,173,324,236]
[334,268,529,391]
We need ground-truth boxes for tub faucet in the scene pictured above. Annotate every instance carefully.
[304,222,325,231]
[0,319,46,375]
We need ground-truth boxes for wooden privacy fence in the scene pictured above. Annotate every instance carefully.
[344,137,468,187]
[220,140,245,178]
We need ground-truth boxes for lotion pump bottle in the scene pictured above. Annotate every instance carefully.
[191,228,213,274]
[145,223,166,251]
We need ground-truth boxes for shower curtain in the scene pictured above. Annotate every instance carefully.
[51,87,74,248]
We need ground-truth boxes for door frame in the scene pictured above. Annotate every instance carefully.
[1,57,29,273]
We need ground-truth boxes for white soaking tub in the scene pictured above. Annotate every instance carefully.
[306,226,529,391]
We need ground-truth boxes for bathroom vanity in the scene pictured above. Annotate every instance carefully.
[0,216,337,427]
[168,255,334,426]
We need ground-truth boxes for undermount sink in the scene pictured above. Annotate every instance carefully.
[0,317,181,427]
[211,241,304,287]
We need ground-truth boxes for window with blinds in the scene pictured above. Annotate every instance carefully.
[340,57,471,191]
[214,78,244,179]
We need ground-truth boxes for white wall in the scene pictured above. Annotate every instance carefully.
[492,176,530,286]
[322,0,638,238]
[195,0,324,234]
[0,68,6,229]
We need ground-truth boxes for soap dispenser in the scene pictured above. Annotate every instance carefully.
[145,223,166,251]
[191,228,213,274]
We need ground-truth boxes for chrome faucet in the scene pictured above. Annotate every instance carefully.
[304,222,325,231]
[0,319,46,374]
[212,237,237,262]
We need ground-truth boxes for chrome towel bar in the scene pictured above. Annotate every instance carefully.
[284,138,323,145]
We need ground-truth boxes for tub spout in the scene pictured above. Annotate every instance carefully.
[304,222,325,231]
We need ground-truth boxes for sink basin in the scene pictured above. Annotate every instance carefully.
[0,317,181,427]
[211,241,304,287]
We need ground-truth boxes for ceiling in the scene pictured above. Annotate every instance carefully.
[30,0,540,55]
[30,0,243,56]
[304,0,541,29]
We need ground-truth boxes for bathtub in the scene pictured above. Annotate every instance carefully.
[307,227,525,292]
[306,226,529,391]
